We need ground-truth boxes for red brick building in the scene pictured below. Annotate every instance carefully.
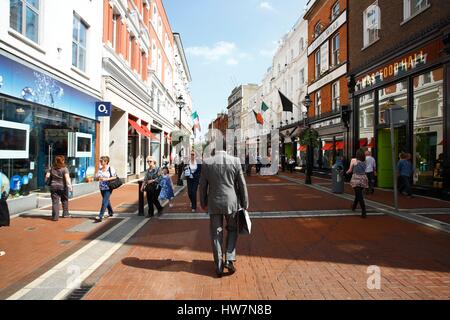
[304,0,349,171]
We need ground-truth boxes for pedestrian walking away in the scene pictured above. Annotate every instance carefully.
[141,156,163,217]
[45,155,73,221]
[199,149,249,278]
[95,156,117,222]
[397,152,415,198]
[184,150,202,212]
[365,150,376,194]
[347,149,369,218]
[159,167,175,208]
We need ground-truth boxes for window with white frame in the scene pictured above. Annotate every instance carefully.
[10,0,40,43]
[112,14,119,50]
[151,41,157,70]
[72,15,88,72]
[315,50,321,79]
[403,0,430,20]
[299,38,304,53]
[332,33,340,66]
[314,22,322,38]
[363,2,380,47]
[299,68,305,85]
[332,81,340,111]
[315,90,321,116]
[331,1,340,21]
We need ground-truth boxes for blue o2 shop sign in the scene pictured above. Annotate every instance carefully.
[96,102,112,118]
[0,53,97,120]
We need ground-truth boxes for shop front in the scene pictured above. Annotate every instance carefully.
[351,38,448,198]
[0,52,99,200]
[309,116,344,172]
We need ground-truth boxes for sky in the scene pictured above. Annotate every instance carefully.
[164,0,309,140]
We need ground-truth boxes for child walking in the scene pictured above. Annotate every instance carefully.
[159,167,175,208]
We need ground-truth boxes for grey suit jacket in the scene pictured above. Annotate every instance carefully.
[199,151,249,215]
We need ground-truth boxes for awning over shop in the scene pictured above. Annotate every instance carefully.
[128,119,148,136]
[322,142,333,151]
[367,139,375,148]
[336,141,344,150]
[141,125,159,141]
[359,138,368,148]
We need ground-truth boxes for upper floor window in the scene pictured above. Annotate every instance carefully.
[72,15,88,72]
[314,22,322,38]
[332,33,340,66]
[299,38,304,52]
[403,0,430,21]
[315,90,321,116]
[332,81,340,111]
[363,2,380,48]
[299,68,305,85]
[331,1,340,21]
[315,50,321,79]
[10,0,40,43]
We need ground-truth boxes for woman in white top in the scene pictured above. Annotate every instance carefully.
[95,156,117,222]
[184,151,202,212]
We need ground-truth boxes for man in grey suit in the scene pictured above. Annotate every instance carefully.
[199,150,249,277]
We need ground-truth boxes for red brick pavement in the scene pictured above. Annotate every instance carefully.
[282,172,450,210]
[0,217,121,299]
[165,174,354,214]
[84,215,450,300]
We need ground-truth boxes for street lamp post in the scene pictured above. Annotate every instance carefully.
[176,95,186,186]
[302,94,313,185]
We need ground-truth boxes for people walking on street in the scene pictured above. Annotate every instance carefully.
[141,156,163,217]
[365,150,376,194]
[95,156,117,222]
[159,167,175,208]
[288,156,296,173]
[45,155,72,221]
[397,152,414,198]
[184,151,202,212]
[199,149,249,278]
[347,149,369,218]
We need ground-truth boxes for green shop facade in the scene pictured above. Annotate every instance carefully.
[348,37,450,200]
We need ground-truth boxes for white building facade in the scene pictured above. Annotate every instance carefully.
[0,0,104,212]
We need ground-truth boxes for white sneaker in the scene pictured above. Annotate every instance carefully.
[0,251,5,257]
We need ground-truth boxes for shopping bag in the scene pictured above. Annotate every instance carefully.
[238,209,251,235]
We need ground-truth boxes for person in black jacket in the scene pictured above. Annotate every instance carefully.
[0,188,10,257]
[184,150,202,212]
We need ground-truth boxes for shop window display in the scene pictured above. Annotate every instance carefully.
[413,68,444,188]
[0,97,96,198]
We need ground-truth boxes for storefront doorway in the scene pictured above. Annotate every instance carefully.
[377,126,407,188]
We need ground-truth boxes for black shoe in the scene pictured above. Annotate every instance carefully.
[361,212,367,219]
[224,260,236,274]
[108,213,114,217]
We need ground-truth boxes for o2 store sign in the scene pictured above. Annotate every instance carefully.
[95,102,112,118]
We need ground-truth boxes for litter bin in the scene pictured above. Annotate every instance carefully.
[332,163,344,194]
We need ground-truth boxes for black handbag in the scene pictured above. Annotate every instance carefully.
[45,169,53,186]
[107,167,123,190]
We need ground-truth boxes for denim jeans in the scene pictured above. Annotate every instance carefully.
[99,190,114,218]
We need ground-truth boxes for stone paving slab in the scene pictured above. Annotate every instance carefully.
[84,215,450,300]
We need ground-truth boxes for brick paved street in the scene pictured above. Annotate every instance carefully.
[2,173,450,300]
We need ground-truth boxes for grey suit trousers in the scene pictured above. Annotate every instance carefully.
[209,213,238,265]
